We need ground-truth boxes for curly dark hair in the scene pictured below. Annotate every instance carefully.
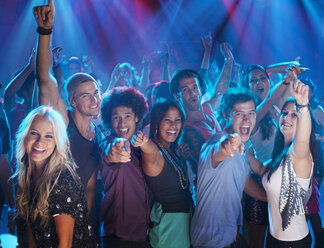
[101,87,148,129]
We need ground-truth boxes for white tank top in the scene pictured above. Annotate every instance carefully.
[262,164,311,241]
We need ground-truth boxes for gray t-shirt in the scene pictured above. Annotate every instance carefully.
[191,133,251,248]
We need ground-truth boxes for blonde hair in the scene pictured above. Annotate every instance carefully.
[13,106,77,227]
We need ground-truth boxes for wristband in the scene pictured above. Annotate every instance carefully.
[296,103,309,108]
[37,26,52,35]
[296,103,310,114]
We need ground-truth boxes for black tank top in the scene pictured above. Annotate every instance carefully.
[67,111,104,189]
[145,150,192,213]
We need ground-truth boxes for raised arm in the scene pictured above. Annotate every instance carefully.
[266,59,300,74]
[255,66,303,123]
[139,56,151,92]
[207,42,233,110]
[131,131,164,176]
[4,49,35,112]
[200,32,212,71]
[34,0,68,123]
[160,47,171,82]
[290,79,312,178]
[106,63,120,92]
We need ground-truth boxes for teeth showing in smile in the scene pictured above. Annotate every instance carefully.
[282,123,292,127]
[119,128,128,135]
[33,147,45,152]
[167,131,176,135]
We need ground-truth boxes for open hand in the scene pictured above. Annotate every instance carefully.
[201,32,212,50]
[220,42,233,61]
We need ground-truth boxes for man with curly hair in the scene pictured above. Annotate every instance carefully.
[100,87,150,248]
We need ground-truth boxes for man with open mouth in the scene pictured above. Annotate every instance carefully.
[191,89,267,248]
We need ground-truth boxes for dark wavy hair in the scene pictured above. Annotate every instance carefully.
[266,98,318,181]
[149,99,186,151]
[101,87,148,130]
[242,64,269,89]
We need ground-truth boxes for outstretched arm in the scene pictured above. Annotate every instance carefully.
[103,137,131,164]
[132,131,164,176]
[211,133,244,168]
[34,0,68,123]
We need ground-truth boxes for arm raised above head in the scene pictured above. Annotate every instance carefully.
[290,79,313,178]
[34,0,68,123]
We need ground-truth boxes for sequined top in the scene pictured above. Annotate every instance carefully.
[29,170,97,248]
[278,155,312,230]
[262,154,312,241]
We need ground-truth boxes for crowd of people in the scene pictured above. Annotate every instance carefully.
[0,0,323,247]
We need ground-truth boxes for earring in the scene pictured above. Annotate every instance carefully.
[155,129,157,135]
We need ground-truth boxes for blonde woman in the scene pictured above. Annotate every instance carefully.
[13,106,96,247]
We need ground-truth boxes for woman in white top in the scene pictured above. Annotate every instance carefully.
[262,73,317,248]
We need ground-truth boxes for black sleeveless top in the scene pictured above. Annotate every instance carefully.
[145,150,192,213]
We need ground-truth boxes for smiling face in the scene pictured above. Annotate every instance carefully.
[248,69,270,101]
[157,107,182,147]
[71,81,101,117]
[177,76,202,111]
[111,106,138,140]
[26,116,56,168]
[279,101,298,144]
[227,100,256,143]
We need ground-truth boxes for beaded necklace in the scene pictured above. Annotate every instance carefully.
[157,142,188,190]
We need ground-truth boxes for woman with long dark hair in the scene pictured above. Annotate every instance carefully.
[262,77,317,247]
[132,99,192,248]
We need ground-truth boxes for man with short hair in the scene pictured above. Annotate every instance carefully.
[34,0,104,239]
[170,69,222,191]
[190,90,266,248]
[169,44,233,189]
